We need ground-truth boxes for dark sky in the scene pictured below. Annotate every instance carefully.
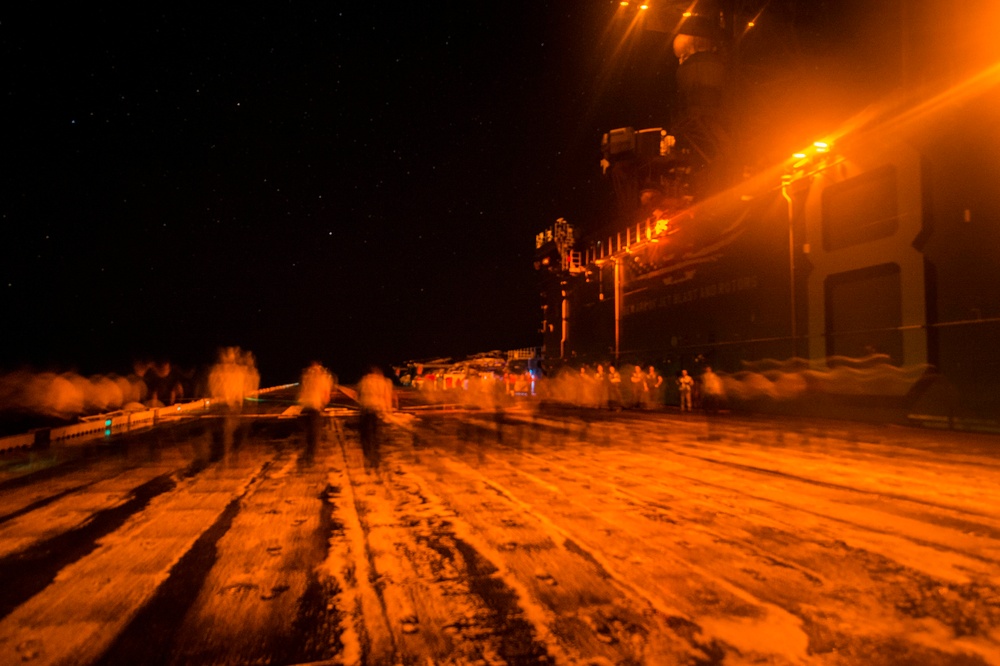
[3,3,651,382]
[2,1,885,383]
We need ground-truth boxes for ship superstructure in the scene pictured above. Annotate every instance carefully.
[536,0,1000,424]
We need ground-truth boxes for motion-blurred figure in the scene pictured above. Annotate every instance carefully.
[208,347,259,409]
[299,362,334,461]
[357,366,394,469]
[593,364,608,409]
[207,347,259,463]
[701,366,725,414]
[140,360,190,407]
[630,365,647,409]
[0,370,144,419]
[578,365,599,409]
[607,365,623,411]
[645,365,664,409]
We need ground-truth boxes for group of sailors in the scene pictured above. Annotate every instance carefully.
[398,360,727,413]
[191,350,727,473]
[544,363,725,412]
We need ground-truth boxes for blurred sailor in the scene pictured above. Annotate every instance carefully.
[299,362,334,461]
[607,365,623,411]
[645,365,664,409]
[207,347,259,463]
[357,366,394,468]
[701,365,725,414]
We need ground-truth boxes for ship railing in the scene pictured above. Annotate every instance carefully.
[506,347,540,361]
[0,383,298,453]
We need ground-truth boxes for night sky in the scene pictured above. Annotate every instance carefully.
[3,3,678,383]
[3,2,893,384]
